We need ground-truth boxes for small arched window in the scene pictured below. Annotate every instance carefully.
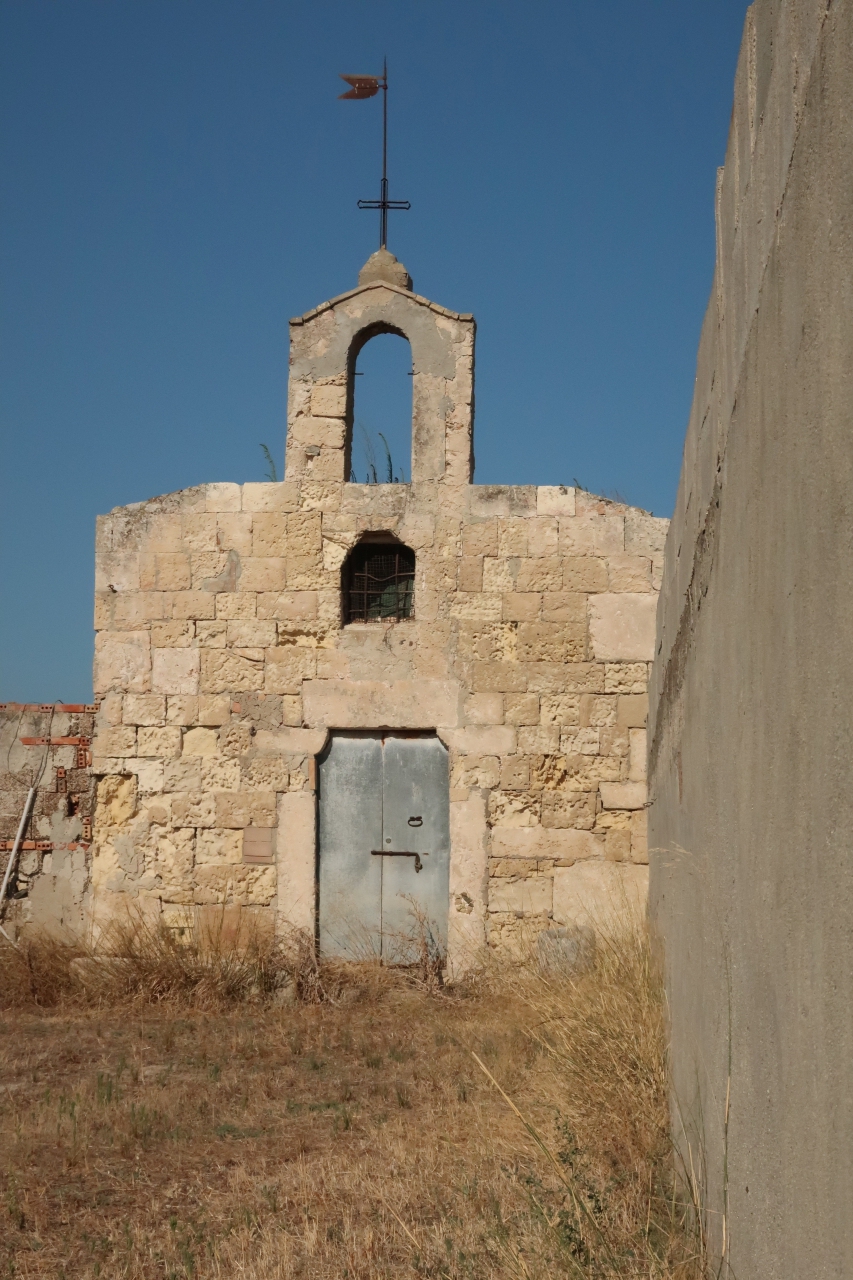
[343,538,415,623]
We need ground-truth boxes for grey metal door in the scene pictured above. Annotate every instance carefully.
[318,733,449,962]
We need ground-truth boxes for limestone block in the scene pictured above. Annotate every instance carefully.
[453,754,501,789]
[503,592,541,622]
[461,520,498,557]
[137,727,182,758]
[449,593,503,622]
[322,538,349,573]
[560,728,601,755]
[517,622,586,663]
[504,693,540,725]
[264,646,317,694]
[182,513,218,550]
[463,692,504,725]
[195,621,227,647]
[252,513,287,557]
[163,758,201,791]
[563,558,608,592]
[540,791,597,830]
[219,723,253,758]
[194,828,243,865]
[152,648,200,696]
[253,727,326,754]
[93,725,137,757]
[151,621,194,648]
[589,594,657,661]
[193,864,276,906]
[304,679,459,729]
[599,781,647,810]
[491,827,603,862]
[216,513,253,556]
[281,695,302,727]
[94,632,151,695]
[516,559,564,593]
[579,695,618,727]
[604,828,632,862]
[168,591,216,621]
[182,727,219,756]
[310,384,347,417]
[526,517,559,557]
[201,649,264,693]
[537,486,576,516]
[541,592,587,623]
[165,696,197,725]
[95,775,138,828]
[630,810,648,864]
[607,554,652,592]
[239,558,286,592]
[565,757,623,790]
[472,662,528,693]
[552,862,648,932]
[299,480,343,513]
[113,591,166,626]
[205,482,242,513]
[226,619,276,649]
[256,590,319,621]
[214,792,277,829]
[123,694,166,726]
[286,554,326,589]
[499,755,530,790]
[560,513,624,557]
[200,757,241,790]
[242,756,290,791]
[447,791,488,963]
[287,511,323,556]
[241,482,300,513]
[488,876,552,915]
[482,558,517,593]
[536,663,606,694]
[276,790,316,932]
[129,760,165,793]
[444,724,516,755]
[198,695,231,726]
[170,790,217,828]
[605,663,649,694]
[628,728,647,782]
[98,693,123,726]
[617,694,649,727]
[487,791,540,827]
[215,592,256,620]
[624,510,668,557]
[517,725,560,753]
[155,554,191,591]
[497,519,528,557]
[94,593,114,629]
[540,694,581,726]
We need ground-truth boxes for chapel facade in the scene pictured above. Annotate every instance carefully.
[86,250,666,964]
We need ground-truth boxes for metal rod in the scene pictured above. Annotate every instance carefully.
[380,58,388,248]
[0,786,37,920]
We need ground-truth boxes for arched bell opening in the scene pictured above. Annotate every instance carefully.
[346,323,413,484]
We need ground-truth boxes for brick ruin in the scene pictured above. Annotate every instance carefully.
[1,250,667,962]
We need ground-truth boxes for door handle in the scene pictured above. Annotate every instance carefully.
[407,816,423,827]
[371,850,425,873]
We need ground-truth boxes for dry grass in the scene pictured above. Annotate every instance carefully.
[0,917,706,1279]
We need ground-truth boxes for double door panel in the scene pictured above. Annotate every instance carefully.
[318,733,449,961]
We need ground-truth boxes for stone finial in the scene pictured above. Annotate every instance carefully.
[358,248,412,291]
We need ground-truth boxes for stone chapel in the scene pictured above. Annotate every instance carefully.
[54,249,666,963]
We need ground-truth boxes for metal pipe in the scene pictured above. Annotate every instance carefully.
[0,786,37,917]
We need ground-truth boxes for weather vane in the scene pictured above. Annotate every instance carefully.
[339,59,410,251]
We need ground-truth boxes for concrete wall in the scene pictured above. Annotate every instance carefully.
[91,253,667,963]
[648,1,853,1274]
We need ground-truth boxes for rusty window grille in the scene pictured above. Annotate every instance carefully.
[344,544,415,623]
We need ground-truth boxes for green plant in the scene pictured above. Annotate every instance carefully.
[259,443,278,482]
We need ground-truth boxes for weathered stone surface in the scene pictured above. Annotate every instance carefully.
[589,594,657,661]
[89,249,665,969]
[552,862,648,931]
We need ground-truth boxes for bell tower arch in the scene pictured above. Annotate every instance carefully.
[284,249,475,487]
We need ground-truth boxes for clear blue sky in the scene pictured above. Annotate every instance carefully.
[1,0,749,702]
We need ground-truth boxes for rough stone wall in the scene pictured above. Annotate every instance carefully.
[0,704,96,938]
[648,1,853,1273]
[91,264,667,963]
